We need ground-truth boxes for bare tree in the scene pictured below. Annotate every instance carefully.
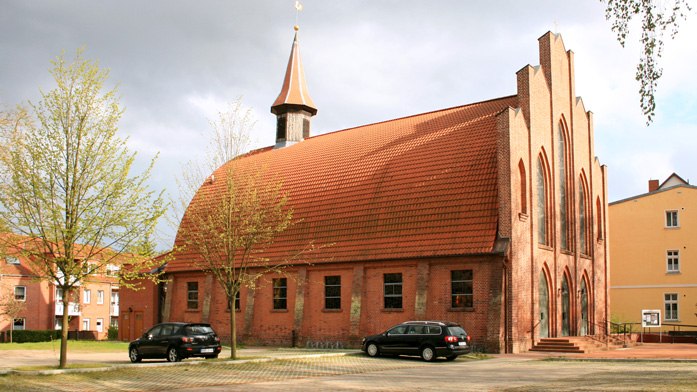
[0,50,168,368]
[603,0,692,124]
[175,100,318,359]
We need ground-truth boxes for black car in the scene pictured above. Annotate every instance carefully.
[361,321,471,361]
[128,322,222,363]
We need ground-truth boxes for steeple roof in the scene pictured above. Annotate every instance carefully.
[271,28,317,115]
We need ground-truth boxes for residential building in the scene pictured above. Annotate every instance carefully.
[610,173,697,330]
[121,30,609,353]
[0,238,121,340]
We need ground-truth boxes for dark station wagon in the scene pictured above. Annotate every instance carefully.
[129,322,222,363]
[361,321,471,361]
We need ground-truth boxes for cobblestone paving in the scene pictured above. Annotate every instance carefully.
[0,355,429,392]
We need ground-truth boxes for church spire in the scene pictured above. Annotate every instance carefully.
[271,26,317,147]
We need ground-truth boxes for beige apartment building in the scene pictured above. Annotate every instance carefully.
[610,173,697,331]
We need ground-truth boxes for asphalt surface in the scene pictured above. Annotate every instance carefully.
[0,344,696,391]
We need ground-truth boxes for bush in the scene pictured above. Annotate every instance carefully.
[107,326,118,340]
[11,330,61,343]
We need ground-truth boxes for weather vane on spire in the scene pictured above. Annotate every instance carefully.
[294,1,303,31]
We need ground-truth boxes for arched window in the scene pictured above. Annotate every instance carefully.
[537,154,550,246]
[596,197,603,240]
[579,173,591,255]
[519,159,527,215]
[557,121,571,250]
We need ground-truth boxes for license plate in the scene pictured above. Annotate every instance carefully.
[458,342,467,346]
[201,348,214,353]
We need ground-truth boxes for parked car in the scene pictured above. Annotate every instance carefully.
[128,322,222,363]
[361,320,471,361]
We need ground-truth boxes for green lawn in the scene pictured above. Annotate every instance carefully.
[0,340,128,352]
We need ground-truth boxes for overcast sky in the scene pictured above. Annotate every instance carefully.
[2,1,696,249]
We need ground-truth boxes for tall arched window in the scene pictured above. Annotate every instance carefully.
[537,154,550,245]
[579,173,591,255]
[557,121,571,250]
[519,159,527,215]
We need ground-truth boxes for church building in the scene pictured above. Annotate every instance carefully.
[121,30,609,353]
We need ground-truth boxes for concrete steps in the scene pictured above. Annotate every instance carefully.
[530,338,585,353]
[530,335,633,354]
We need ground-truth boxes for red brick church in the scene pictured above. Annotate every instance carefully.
[121,30,609,353]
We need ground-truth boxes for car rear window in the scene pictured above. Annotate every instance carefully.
[447,326,467,336]
[185,325,215,335]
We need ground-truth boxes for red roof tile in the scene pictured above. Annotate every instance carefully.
[167,96,517,272]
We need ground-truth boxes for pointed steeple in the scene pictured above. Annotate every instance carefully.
[272,26,317,147]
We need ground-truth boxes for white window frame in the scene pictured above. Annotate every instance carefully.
[97,290,104,305]
[84,289,91,304]
[82,318,90,331]
[667,250,680,273]
[6,256,20,265]
[664,293,679,321]
[13,318,26,331]
[96,318,104,333]
[665,210,679,228]
[14,286,26,301]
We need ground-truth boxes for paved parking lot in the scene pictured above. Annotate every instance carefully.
[0,344,695,391]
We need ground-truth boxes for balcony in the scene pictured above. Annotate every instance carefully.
[111,303,119,317]
[55,302,80,316]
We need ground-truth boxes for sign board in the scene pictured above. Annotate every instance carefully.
[641,309,661,328]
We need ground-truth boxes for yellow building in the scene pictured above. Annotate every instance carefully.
[610,173,697,332]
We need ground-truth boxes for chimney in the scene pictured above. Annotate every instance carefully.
[648,179,659,192]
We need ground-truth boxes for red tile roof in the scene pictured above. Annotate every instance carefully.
[167,95,517,272]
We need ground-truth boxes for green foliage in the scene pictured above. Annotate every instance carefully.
[107,326,118,341]
[0,48,168,368]
[5,330,61,343]
[603,0,692,124]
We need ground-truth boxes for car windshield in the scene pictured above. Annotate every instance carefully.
[185,325,215,335]
[447,326,467,336]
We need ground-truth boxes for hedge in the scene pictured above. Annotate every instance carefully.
[8,329,62,343]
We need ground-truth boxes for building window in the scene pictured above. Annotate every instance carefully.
[324,276,341,310]
[302,118,310,139]
[666,211,679,228]
[451,270,473,308]
[579,179,589,255]
[383,273,403,309]
[273,278,287,310]
[537,154,550,245]
[558,123,570,251]
[14,286,26,301]
[56,288,63,302]
[83,289,91,304]
[187,282,199,310]
[276,115,287,140]
[518,160,527,215]
[96,318,104,333]
[6,256,19,265]
[97,290,104,305]
[13,318,25,331]
[664,293,678,321]
[82,318,90,331]
[111,291,119,307]
[226,290,241,311]
[667,250,680,273]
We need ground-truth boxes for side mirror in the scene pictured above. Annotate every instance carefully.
[144,333,153,340]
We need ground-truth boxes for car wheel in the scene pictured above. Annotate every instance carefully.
[129,347,142,363]
[167,347,181,362]
[445,355,458,361]
[420,346,436,362]
[366,343,380,357]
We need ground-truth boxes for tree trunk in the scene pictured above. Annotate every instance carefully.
[59,290,70,368]
[230,296,237,360]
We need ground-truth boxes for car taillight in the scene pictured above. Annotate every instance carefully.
[445,336,458,343]
[181,336,193,343]
[466,335,471,343]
